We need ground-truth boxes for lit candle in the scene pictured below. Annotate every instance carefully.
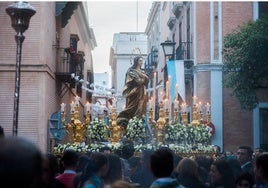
[181,102,187,113]
[166,80,169,100]
[60,103,66,113]
[153,72,156,97]
[164,98,169,110]
[168,76,171,100]
[159,91,163,103]
[147,99,151,109]
[151,97,154,110]
[85,102,91,113]
[193,96,197,105]
[153,72,156,114]
[175,84,179,100]
[74,95,80,106]
[174,99,179,109]
[205,102,211,114]
[198,101,202,113]
[70,101,75,113]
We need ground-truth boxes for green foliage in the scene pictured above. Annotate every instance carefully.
[222,15,268,110]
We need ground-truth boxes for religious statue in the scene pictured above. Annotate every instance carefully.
[117,55,149,128]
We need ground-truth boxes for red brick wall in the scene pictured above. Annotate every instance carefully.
[222,2,254,152]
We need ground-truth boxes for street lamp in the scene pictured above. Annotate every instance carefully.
[6,2,36,136]
[160,40,176,105]
[160,40,176,59]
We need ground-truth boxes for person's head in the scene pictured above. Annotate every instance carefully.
[90,152,109,178]
[61,149,79,170]
[111,180,135,188]
[42,153,60,186]
[175,157,199,179]
[132,56,143,69]
[226,158,243,180]
[76,154,90,172]
[0,136,43,187]
[150,147,174,178]
[128,156,141,176]
[103,153,122,184]
[78,152,109,188]
[236,172,254,188]
[100,146,112,154]
[236,146,253,165]
[254,147,264,158]
[210,159,235,187]
[0,125,4,137]
[140,149,153,168]
[214,145,221,156]
[254,153,268,184]
[121,144,135,160]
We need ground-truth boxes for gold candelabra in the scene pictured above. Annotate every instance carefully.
[191,104,200,126]
[165,109,169,125]
[108,106,124,144]
[173,108,179,123]
[181,112,188,125]
[148,108,154,124]
[206,112,211,123]
[61,104,90,144]
[156,102,166,144]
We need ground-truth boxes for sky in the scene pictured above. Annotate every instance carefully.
[87,1,153,73]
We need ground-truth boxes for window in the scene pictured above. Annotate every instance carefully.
[259,2,268,17]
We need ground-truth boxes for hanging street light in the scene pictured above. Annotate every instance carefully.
[6,1,36,136]
[160,40,176,59]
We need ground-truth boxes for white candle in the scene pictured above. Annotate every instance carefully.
[60,103,66,113]
[151,98,154,110]
[85,102,91,113]
[159,91,163,103]
[153,72,156,115]
[175,84,179,100]
[147,99,151,109]
[174,99,179,109]
[198,102,202,113]
[166,80,169,100]
[205,102,211,114]
[168,76,171,100]
[70,101,75,113]
[74,95,80,106]
[153,72,156,97]
[193,96,197,105]
[164,98,169,110]
[181,102,187,113]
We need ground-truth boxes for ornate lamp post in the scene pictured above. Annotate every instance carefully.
[160,40,176,60]
[160,39,176,98]
[6,2,36,136]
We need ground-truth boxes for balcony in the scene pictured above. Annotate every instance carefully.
[175,42,193,69]
[55,48,85,88]
[172,2,183,18]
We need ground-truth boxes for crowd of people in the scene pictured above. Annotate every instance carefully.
[0,130,268,188]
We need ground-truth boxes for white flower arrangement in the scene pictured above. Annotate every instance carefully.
[106,142,123,151]
[53,142,91,154]
[125,116,146,141]
[87,118,107,141]
[53,142,216,155]
[165,123,212,144]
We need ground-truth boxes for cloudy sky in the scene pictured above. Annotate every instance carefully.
[87,1,153,73]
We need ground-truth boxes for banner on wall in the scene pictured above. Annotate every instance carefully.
[166,60,185,102]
